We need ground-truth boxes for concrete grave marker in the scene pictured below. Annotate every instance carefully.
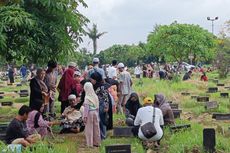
[181,92,190,96]
[197,96,209,102]
[1,101,13,106]
[19,90,29,97]
[0,123,8,141]
[105,144,131,153]
[0,92,4,95]
[213,79,219,84]
[113,127,134,137]
[205,101,218,110]
[172,109,182,119]
[170,124,191,133]
[16,84,22,87]
[208,87,218,93]
[220,93,229,98]
[203,128,215,153]
[217,83,225,87]
[212,113,230,120]
[0,95,4,99]
[170,103,179,109]
[191,95,198,99]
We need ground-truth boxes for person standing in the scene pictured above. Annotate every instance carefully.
[8,65,15,84]
[29,68,48,111]
[88,58,106,81]
[58,62,77,113]
[44,60,58,117]
[134,65,142,79]
[20,64,27,84]
[117,63,132,114]
[83,82,101,147]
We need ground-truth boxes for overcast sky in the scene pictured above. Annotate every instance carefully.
[79,0,230,53]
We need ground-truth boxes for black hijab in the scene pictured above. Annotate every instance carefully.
[125,92,141,117]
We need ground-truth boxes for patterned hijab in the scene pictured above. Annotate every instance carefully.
[84,82,99,109]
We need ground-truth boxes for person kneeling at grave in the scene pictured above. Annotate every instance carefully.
[60,94,85,134]
[125,92,142,126]
[133,97,164,148]
[154,94,175,126]
[27,100,60,138]
[5,105,41,147]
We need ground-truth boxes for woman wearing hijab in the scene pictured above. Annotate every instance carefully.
[154,94,175,125]
[27,100,59,138]
[125,92,141,117]
[83,82,101,147]
[29,68,49,111]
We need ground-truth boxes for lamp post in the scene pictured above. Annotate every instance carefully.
[207,17,218,34]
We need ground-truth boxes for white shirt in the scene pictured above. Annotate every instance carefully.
[118,71,132,95]
[134,66,142,75]
[134,106,164,141]
[108,66,117,79]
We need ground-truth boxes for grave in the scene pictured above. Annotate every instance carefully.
[203,128,215,153]
[20,90,28,93]
[0,95,4,99]
[105,144,131,153]
[181,92,190,96]
[217,83,225,87]
[7,83,13,86]
[19,90,29,97]
[0,123,8,141]
[1,101,13,106]
[220,93,229,98]
[205,101,218,110]
[170,124,191,133]
[0,92,4,95]
[208,87,218,93]
[213,79,219,84]
[197,96,209,102]
[191,95,198,99]
[172,109,182,119]
[224,86,230,90]
[113,127,134,137]
[170,103,179,109]
[16,84,22,87]
[212,113,230,120]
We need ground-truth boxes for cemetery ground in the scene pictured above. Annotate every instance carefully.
[0,71,230,153]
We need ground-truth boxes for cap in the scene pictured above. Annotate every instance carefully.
[74,71,81,76]
[68,94,76,100]
[117,63,125,68]
[143,97,153,105]
[68,62,77,68]
[93,58,99,63]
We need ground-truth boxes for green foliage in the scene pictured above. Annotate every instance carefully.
[147,22,217,64]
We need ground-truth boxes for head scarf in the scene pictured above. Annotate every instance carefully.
[154,93,170,114]
[90,71,103,89]
[125,92,141,117]
[84,82,99,109]
[30,99,43,112]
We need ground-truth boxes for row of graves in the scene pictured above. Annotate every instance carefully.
[107,79,229,153]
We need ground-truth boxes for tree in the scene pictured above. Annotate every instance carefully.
[0,0,89,64]
[86,24,107,55]
[146,22,217,64]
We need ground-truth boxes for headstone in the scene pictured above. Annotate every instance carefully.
[172,109,182,119]
[208,87,218,93]
[212,113,230,120]
[20,90,28,93]
[197,96,209,102]
[224,86,230,90]
[1,101,13,106]
[170,124,191,133]
[191,95,198,99]
[205,101,218,110]
[220,93,229,98]
[181,92,190,96]
[113,127,134,137]
[203,128,215,153]
[105,144,131,153]
[213,79,219,84]
[0,123,8,141]
[170,103,179,109]
[16,84,22,87]
[0,95,4,99]
[19,90,29,97]
[14,91,18,93]
[217,83,225,87]
[0,92,4,94]
[7,83,13,86]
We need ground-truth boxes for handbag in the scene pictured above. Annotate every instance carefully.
[140,107,157,139]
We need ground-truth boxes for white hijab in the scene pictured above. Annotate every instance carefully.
[84,82,99,109]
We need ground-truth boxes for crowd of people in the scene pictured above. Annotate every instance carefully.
[4,58,211,150]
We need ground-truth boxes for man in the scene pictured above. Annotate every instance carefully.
[117,63,132,114]
[58,62,77,113]
[5,105,41,147]
[134,65,142,79]
[182,70,192,81]
[134,97,164,147]
[88,58,106,81]
[108,60,117,80]
[20,64,27,84]
[8,65,15,84]
[44,60,58,117]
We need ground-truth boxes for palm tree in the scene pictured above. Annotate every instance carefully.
[86,24,107,55]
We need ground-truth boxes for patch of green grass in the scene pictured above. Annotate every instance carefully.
[14,97,29,103]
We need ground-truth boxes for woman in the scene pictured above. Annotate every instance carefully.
[201,72,208,81]
[83,82,101,147]
[154,94,175,125]
[29,68,49,110]
[125,92,141,117]
[27,100,59,138]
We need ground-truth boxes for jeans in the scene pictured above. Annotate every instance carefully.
[99,121,107,140]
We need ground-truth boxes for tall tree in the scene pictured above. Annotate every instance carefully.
[147,22,216,64]
[86,24,107,55]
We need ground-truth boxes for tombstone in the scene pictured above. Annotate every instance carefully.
[7,83,13,86]
[208,87,218,93]
[1,101,13,106]
[212,113,230,120]
[113,127,134,137]
[220,93,229,98]
[191,95,198,99]
[217,83,225,87]
[224,86,230,90]
[170,124,191,133]
[197,96,209,102]
[0,92,4,95]
[181,92,190,96]
[203,128,215,153]
[0,95,4,99]
[205,101,218,110]
[16,84,22,87]
[19,90,29,97]
[105,144,131,153]
[213,79,219,84]
[0,123,8,141]
[14,91,18,93]
[172,109,182,119]
[20,90,28,93]
[170,103,179,109]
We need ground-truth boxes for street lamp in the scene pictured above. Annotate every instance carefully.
[207,16,218,34]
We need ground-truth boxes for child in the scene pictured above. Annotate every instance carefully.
[83,82,101,147]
